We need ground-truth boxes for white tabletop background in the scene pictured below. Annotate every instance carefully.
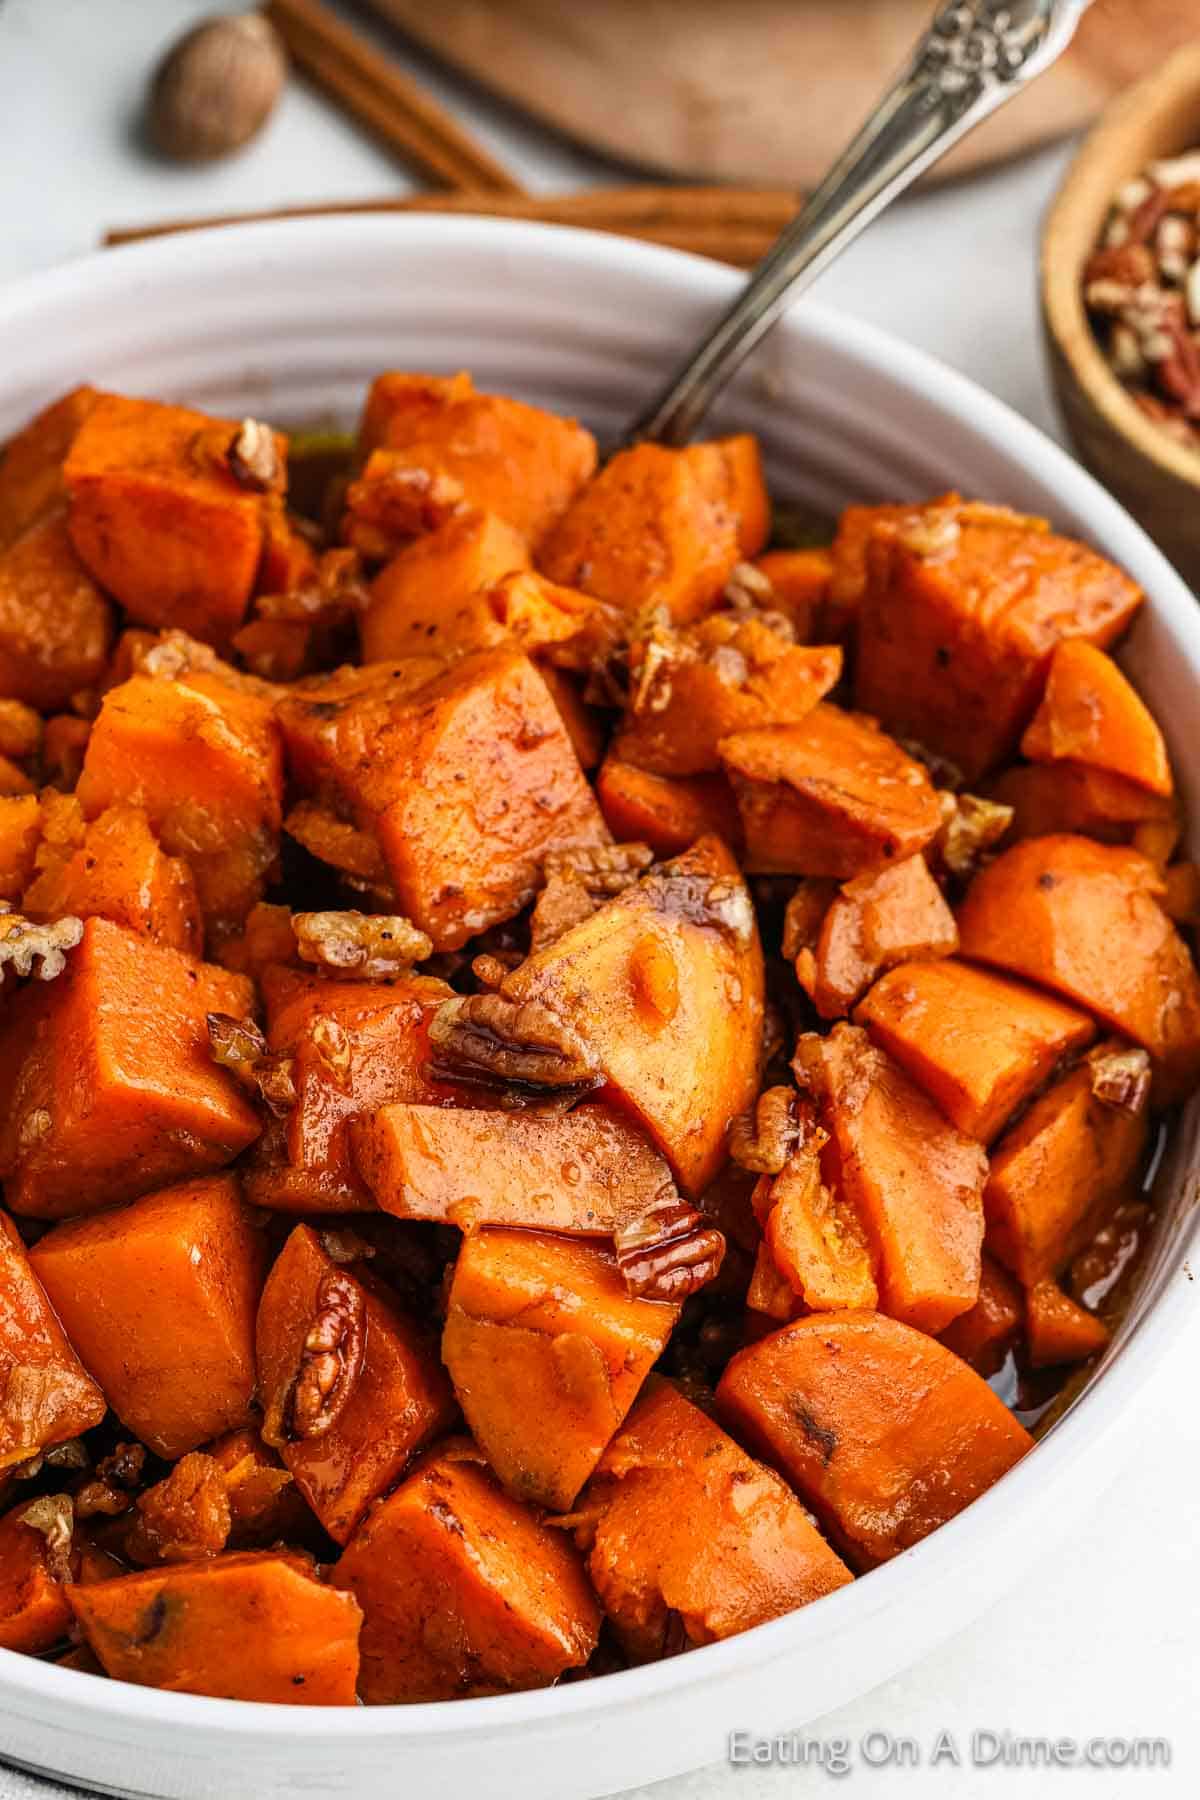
[1,3,1197,1797]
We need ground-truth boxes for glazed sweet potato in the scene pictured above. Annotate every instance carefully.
[0,916,260,1217]
[206,1428,312,1549]
[491,836,763,1195]
[0,1210,105,1470]
[938,1251,1024,1377]
[443,1229,679,1510]
[357,370,597,549]
[30,1173,265,1458]
[277,647,609,950]
[956,834,1200,1104]
[716,1311,1032,1569]
[1020,639,1172,797]
[65,396,286,646]
[855,958,1097,1143]
[1024,1278,1111,1368]
[0,511,114,711]
[753,547,832,639]
[68,1551,361,1704]
[0,793,41,904]
[23,800,202,954]
[823,501,914,642]
[577,1377,851,1660]
[720,706,943,878]
[124,1453,232,1566]
[794,1024,986,1333]
[595,755,743,857]
[758,1129,878,1313]
[983,759,1174,848]
[0,1501,74,1653]
[256,1224,454,1543]
[335,1441,600,1702]
[983,1045,1149,1286]
[353,1099,677,1237]
[801,854,958,1019]
[359,509,529,662]
[0,385,100,548]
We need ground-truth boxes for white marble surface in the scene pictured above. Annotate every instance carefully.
[0,2,1197,1797]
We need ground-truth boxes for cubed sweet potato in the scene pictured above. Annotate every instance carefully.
[68,1551,361,1704]
[794,1024,986,1333]
[938,1251,1024,1377]
[359,509,529,663]
[358,370,597,549]
[495,836,763,1195]
[0,511,114,711]
[30,1173,265,1458]
[1,1210,105,1471]
[721,706,943,879]
[716,1311,1032,1569]
[335,1441,600,1702]
[596,756,743,857]
[855,958,1096,1142]
[984,1046,1149,1286]
[277,647,609,950]
[822,501,914,641]
[803,854,958,1019]
[956,834,1200,1104]
[0,1502,74,1653]
[687,433,771,556]
[256,1224,454,1543]
[758,1130,878,1313]
[0,386,100,548]
[0,793,41,904]
[853,502,1143,781]
[123,1453,232,1567]
[1024,1278,1111,1368]
[578,1377,851,1660]
[983,759,1174,846]
[1020,639,1171,797]
[65,396,286,646]
[536,661,606,771]
[23,801,202,954]
[0,916,260,1217]
[753,547,832,639]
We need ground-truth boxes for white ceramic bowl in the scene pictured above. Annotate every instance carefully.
[1,217,1198,1800]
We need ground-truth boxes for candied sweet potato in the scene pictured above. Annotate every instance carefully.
[720,706,942,878]
[753,547,832,639]
[855,958,1096,1143]
[359,509,529,663]
[277,647,609,950]
[65,396,286,646]
[596,756,743,857]
[0,511,114,711]
[0,1210,105,1470]
[0,385,100,548]
[804,855,957,1019]
[938,1252,1024,1377]
[0,916,260,1217]
[759,1133,878,1313]
[206,1428,312,1549]
[0,793,41,904]
[1024,1278,1111,1368]
[0,1501,75,1654]
[495,836,763,1195]
[823,501,913,641]
[335,1441,600,1702]
[256,1225,453,1544]
[1020,639,1171,797]
[794,1024,986,1333]
[578,1377,851,1660]
[956,835,1200,1104]
[24,801,202,955]
[443,1229,679,1510]
[983,759,1174,846]
[716,1311,1032,1569]
[853,501,1143,781]
[68,1551,361,1704]
[687,433,771,556]
[30,1174,265,1458]
[124,1453,232,1566]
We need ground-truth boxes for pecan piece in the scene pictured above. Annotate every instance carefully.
[17,1494,75,1583]
[937,791,1014,880]
[614,1196,725,1302]
[293,909,432,979]
[228,416,281,491]
[728,1085,805,1175]
[0,910,82,984]
[1087,1045,1152,1117]
[427,992,600,1090]
[207,1012,297,1117]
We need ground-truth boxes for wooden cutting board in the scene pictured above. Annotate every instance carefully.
[364,0,1200,187]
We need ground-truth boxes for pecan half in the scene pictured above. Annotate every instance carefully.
[0,910,82,983]
[729,1085,806,1175]
[293,909,432,979]
[1087,1045,1152,1116]
[207,1012,297,1117]
[287,1270,366,1441]
[427,993,600,1090]
[614,1196,725,1302]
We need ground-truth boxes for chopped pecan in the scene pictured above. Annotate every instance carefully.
[228,417,280,491]
[722,559,774,612]
[937,791,1014,880]
[124,1453,231,1566]
[17,1493,75,1582]
[728,1085,805,1175]
[255,547,369,625]
[293,909,432,979]
[207,1012,297,1117]
[471,949,524,990]
[543,842,654,891]
[628,620,687,716]
[428,992,600,1090]
[613,1196,725,1302]
[642,866,756,950]
[0,910,82,983]
[1087,1045,1152,1116]
[272,1269,367,1444]
[75,1440,147,1520]
[341,456,466,559]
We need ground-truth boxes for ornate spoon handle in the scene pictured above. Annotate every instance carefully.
[626,0,1093,447]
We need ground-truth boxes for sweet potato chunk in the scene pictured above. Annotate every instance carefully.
[496,836,763,1195]
[1020,639,1171,797]
[716,1311,1032,1569]
[0,385,100,548]
[256,1225,453,1543]
[794,1024,986,1333]
[596,756,742,857]
[853,502,1143,781]
[823,501,913,641]
[77,664,284,933]
[0,511,114,710]
[354,1100,677,1236]
[443,1229,679,1510]
[30,1174,265,1458]
[689,433,771,556]
[758,1132,878,1313]
[65,396,285,645]
[578,1378,851,1660]
[68,1551,361,1704]
[984,759,1174,846]
[335,1442,600,1702]
[1024,1278,1110,1368]
[358,370,597,549]
[753,547,832,639]
[539,441,744,624]
[0,1502,73,1653]
[939,1252,1024,1377]
[984,1047,1149,1286]
[803,855,957,1019]
[0,793,41,904]
[1,1210,105,1470]
[277,647,609,950]
[720,707,942,878]
[0,917,260,1217]
[24,801,202,954]
[957,835,1200,1104]
[206,1428,311,1549]
[359,509,529,662]
[855,958,1096,1143]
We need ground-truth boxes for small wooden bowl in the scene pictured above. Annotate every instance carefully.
[1042,42,1200,588]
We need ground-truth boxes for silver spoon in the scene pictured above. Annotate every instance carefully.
[626,0,1093,448]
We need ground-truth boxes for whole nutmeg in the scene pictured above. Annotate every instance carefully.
[146,12,287,163]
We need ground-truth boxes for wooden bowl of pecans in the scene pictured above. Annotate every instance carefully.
[1042,42,1200,590]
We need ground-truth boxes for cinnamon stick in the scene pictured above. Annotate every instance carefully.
[104,186,800,268]
[263,0,525,195]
